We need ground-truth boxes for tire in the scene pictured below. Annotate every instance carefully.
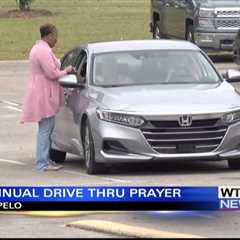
[186,25,195,43]
[153,22,162,40]
[228,160,240,170]
[83,120,106,175]
[49,148,66,163]
[233,50,240,65]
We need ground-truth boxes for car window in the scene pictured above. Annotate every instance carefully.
[76,50,87,83]
[93,50,220,87]
[75,50,87,71]
[61,48,81,69]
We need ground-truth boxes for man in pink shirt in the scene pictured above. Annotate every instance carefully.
[21,24,74,171]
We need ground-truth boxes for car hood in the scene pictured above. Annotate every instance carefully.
[92,82,240,115]
[199,0,240,8]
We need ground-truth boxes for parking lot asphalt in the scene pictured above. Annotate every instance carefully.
[1,59,240,238]
[1,59,240,186]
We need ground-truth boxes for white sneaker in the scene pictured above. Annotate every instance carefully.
[44,165,63,171]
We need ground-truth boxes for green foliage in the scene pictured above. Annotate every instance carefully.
[16,0,34,11]
[0,0,150,60]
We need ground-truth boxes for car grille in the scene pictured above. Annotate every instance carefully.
[141,118,227,154]
[216,19,240,29]
[215,8,240,18]
[215,8,240,29]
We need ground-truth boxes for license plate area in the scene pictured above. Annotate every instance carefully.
[177,143,195,153]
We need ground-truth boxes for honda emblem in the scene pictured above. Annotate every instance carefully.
[178,115,192,127]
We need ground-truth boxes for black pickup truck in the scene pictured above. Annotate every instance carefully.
[150,0,240,52]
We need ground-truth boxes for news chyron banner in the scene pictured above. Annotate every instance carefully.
[0,186,239,211]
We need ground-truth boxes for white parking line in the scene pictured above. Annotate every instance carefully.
[63,170,132,183]
[101,177,132,184]
[0,157,131,183]
[1,100,20,107]
[0,157,132,183]
[3,106,22,112]
[0,158,26,166]
[62,170,91,177]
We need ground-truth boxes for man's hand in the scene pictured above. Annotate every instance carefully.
[65,65,77,74]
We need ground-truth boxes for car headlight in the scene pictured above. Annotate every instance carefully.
[198,8,215,18]
[97,110,145,127]
[199,19,214,28]
[223,111,240,125]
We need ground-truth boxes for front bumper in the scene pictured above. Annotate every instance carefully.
[91,116,240,164]
[194,31,237,52]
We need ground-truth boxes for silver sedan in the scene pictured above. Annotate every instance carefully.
[50,40,240,174]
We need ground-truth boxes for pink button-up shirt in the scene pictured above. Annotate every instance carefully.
[20,40,67,123]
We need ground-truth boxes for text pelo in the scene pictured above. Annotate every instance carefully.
[0,202,22,210]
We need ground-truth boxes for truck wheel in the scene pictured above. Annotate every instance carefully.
[153,22,162,40]
[83,120,106,175]
[186,25,195,43]
[49,148,66,163]
[228,160,240,170]
[233,51,240,65]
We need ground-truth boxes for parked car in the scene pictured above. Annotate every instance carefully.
[50,40,240,174]
[150,0,240,52]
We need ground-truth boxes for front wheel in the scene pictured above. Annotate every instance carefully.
[233,50,240,65]
[228,159,240,170]
[83,120,106,175]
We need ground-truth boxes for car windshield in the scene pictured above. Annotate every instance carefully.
[93,50,220,87]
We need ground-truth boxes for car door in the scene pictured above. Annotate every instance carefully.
[53,48,88,155]
[53,48,82,153]
[65,50,89,147]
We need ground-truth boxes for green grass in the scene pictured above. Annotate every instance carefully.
[0,0,151,60]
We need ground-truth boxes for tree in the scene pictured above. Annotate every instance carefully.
[16,0,34,11]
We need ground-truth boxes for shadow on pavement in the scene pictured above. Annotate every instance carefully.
[64,155,230,176]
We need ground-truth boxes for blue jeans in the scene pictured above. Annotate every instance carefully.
[34,116,55,171]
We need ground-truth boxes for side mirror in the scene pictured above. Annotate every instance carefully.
[225,69,240,83]
[59,74,85,88]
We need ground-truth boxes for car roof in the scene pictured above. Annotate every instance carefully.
[79,40,200,54]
